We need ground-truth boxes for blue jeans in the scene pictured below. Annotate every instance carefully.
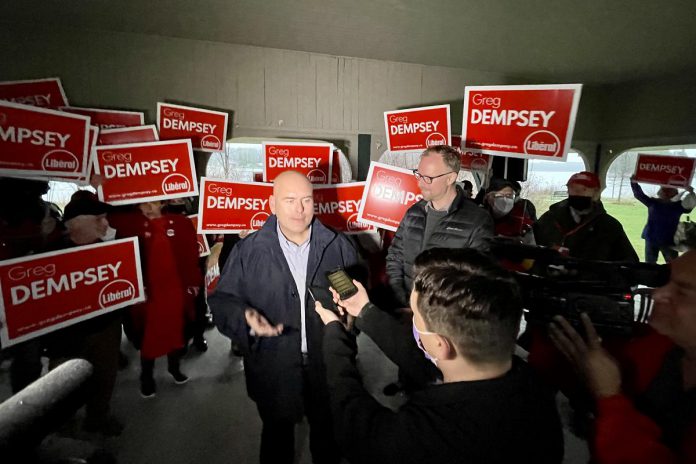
[645,241,678,264]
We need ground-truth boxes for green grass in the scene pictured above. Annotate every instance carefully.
[602,201,651,262]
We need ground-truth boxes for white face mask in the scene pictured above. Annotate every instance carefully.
[101,226,117,242]
[492,197,514,217]
[412,321,439,366]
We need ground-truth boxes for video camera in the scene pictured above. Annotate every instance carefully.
[489,239,670,336]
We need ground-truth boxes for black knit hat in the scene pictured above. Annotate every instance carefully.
[487,178,517,193]
[63,191,111,222]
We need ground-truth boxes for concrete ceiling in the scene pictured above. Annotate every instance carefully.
[3,0,696,84]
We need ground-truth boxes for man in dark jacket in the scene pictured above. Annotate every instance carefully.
[534,171,638,262]
[48,191,123,436]
[209,171,358,464]
[630,176,695,263]
[315,248,564,464]
[386,145,494,307]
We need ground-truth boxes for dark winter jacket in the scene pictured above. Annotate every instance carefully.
[209,215,358,421]
[386,187,494,305]
[322,322,564,464]
[534,199,638,262]
[631,181,694,246]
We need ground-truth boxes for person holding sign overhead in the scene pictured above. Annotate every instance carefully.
[110,201,201,398]
[209,171,358,464]
[630,176,695,263]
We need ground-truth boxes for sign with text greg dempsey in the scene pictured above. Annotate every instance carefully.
[384,105,451,152]
[188,215,211,257]
[97,125,159,146]
[61,106,145,130]
[198,178,273,233]
[462,84,582,162]
[157,103,228,153]
[634,154,695,188]
[94,139,198,205]
[0,77,69,108]
[263,142,333,184]
[451,135,491,171]
[0,101,91,179]
[0,238,145,347]
[358,162,423,232]
[313,183,375,234]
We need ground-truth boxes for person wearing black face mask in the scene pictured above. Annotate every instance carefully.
[534,171,638,262]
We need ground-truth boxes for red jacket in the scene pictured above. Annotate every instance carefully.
[593,332,695,464]
[109,210,202,358]
[529,327,694,463]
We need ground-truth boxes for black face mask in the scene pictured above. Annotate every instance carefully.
[567,195,593,211]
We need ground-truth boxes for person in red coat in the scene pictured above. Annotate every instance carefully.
[549,248,696,463]
[110,201,202,398]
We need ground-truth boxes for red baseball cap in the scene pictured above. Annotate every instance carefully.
[566,171,601,189]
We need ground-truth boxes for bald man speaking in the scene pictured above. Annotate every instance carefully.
[210,171,358,464]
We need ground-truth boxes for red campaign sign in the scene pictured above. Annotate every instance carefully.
[462,84,582,162]
[263,142,333,184]
[35,125,99,186]
[0,77,69,108]
[98,125,159,145]
[197,178,273,233]
[0,101,91,179]
[188,215,211,257]
[358,162,423,232]
[313,183,376,234]
[61,106,144,130]
[205,263,220,295]
[384,104,451,152]
[451,135,491,171]
[634,154,695,188]
[94,139,198,205]
[0,238,145,347]
[157,103,228,153]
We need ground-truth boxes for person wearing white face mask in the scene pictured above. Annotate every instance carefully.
[314,248,563,464]
[46,190,124,436]
[483,178,536,246]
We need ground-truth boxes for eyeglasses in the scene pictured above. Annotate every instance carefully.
[412,169,454,184]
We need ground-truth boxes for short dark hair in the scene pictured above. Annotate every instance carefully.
[422,145,461,174]
[462,180,473,190]
[413,248,522,364]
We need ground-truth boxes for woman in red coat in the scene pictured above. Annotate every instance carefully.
[110,201,202,398]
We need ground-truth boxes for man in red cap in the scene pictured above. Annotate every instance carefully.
[534,171,638,262]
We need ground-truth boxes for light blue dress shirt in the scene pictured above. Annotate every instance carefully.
[277,223,311,354]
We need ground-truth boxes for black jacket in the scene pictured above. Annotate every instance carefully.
[209,215,358,421]
[386,187,494,306]
[323,322,564,464]
[534,199,638,262]
[354,303,440,389]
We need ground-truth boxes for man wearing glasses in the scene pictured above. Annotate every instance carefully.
[385,145,494,308]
